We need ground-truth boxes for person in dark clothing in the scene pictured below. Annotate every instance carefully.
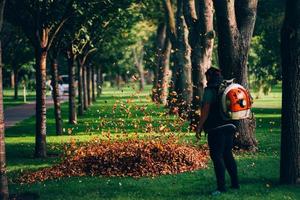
[196,67,239,195]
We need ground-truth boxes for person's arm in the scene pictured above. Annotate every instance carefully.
[196,103,210,139]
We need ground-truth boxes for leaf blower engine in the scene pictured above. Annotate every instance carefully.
[219,80,253,120]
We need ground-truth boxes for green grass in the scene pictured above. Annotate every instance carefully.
[5,85,299,200]
[3,89,36,109]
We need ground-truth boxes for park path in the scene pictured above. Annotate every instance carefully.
[4,96,68,128]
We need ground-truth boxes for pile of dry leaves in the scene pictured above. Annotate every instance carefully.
[18,137,209,184]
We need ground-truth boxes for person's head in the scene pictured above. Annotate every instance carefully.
[205,67,222,80]
[205,67,223,87]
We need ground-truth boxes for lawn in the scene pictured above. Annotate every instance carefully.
[5,85,299,200]
[3,89,36,109]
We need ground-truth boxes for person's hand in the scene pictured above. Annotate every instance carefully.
[195,126,202,140]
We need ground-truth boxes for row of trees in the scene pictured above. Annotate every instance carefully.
[151,0,299,186]
[3,0,140,158]
[150,0,258,150]
[0,1,140,199]
[0,0,299,199]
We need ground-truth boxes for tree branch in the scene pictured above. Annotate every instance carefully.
[81,48,97,67]
[164,0,177,43]
[47,16,70,51]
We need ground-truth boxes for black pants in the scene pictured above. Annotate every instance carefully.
[207,124,239,191]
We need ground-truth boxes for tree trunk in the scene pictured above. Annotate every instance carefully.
[77,58,84,115]
[133,45,145,91]
[96,66,102,97]
[175,0,192,118]
[157,39,171,106]
[13,69,18,100]
[184,0,214,129]
[23,81,26,103]
[10,71,14,89]
[0,45,8,200]
[83,65,88,110]
[164,0,180,112]
[91,65,96,102]
[153,23,172,106]
[67,49,77,124]
[50,56,63,135]
[280,0,300,185]
[213,0,258,150]
[164,0,192,116]
[139,66,145,91]
[0,0,9,197]
[165,0,180,113]
[153,23,167,102]
[87,65,91,106]
[35,48,47,158]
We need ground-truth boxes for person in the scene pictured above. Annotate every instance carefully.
[196,67,239,195]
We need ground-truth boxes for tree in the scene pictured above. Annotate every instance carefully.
[6,0,74,157]
[88,1,152,93]
[280,0,300,185]
[61,13,92,117]
[153,22,171,105]
[213,0,258,150]
[87,64,92,105]
[67,43,78,124]
[133,42,145,91]
[91,65,96,102]
[96,66,103,97]
[0,0,8,198]
[77,44,96,113]
[183,0,214,129]
[164,0,192,117]
[49,41,63,135]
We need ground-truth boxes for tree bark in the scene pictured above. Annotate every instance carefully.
[152,23,166,102]
[77,58,84,115]
[96,66,102,97]
[0,1,9,198]
[67,48,77,124]
[184,0,214,129]
[83,65,88,110]
[157,38,171,106]
[91,65,96,102]
[153,23,172,106]
[280,0,300,185]
[7,1,69,159]
[213,0,258,150]
[34,47,47,158]
[13,68,18,100]
[10,71,14,89]
[50,56,63,135]
[139,67,145,91]
[175,0,192,117]
[87,65,91,106]
[133,45,145,91]
[0,46,8,200]
[164,0,192,116]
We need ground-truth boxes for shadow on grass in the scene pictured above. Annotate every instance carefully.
[252,107,281,115]
[6,142,62,172]
[10,192,40,200]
